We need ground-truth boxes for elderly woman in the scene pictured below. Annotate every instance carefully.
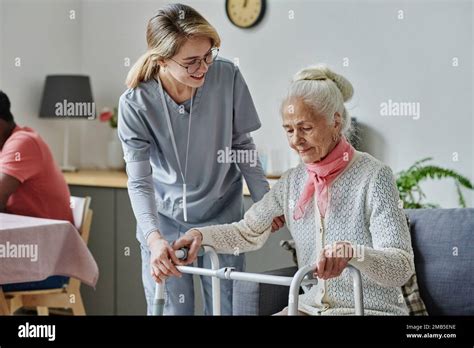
[171,64,415,315]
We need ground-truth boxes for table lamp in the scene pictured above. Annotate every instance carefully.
[39,75,95,172]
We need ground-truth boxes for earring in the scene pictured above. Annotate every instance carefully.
[332,134,339,142]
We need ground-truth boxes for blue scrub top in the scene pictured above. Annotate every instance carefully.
[118,58,269,243]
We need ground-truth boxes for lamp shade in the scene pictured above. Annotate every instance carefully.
[39,75,95,119]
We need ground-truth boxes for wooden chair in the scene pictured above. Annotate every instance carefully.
[1,196,93,315]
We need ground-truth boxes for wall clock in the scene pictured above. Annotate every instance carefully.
[226,0,266,29]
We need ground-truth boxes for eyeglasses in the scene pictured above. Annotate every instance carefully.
[170,48,219,75]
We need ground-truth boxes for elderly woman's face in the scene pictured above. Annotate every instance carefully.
[282,98,341,164]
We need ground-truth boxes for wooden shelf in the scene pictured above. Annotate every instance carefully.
[63,169,128,189]
[64,169,279,195]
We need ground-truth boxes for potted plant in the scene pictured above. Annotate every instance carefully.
[99,107,118,128]
[396,157,473,209]
[99,107,124,170]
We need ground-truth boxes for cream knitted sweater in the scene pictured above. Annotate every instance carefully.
[198,151,415,315]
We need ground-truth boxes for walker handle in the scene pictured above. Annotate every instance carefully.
[173,246,206,261]
[152,248,189,316]
[174,247,188,261]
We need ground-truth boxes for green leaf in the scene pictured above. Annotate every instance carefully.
[395,158,473,209]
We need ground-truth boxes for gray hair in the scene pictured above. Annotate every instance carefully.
[282,64,354,137]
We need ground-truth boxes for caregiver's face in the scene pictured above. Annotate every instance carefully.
[282,98,340,164]
[166,36,212,88]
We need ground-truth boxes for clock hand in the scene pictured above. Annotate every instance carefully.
[243,0,248,8]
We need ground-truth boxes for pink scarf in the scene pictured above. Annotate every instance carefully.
[293,136,355,220]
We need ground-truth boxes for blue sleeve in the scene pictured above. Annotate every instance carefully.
[117,94,160,242]
[232,66,262,135]
[232,132,269,202]
[231,67,269,202]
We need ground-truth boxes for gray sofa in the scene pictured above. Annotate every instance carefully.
[233,208,474,315]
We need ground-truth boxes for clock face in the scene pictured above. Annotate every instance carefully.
[226,0,266,29]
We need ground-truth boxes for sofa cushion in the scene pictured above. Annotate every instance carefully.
[405,208,474,315]
[403,215,428,315]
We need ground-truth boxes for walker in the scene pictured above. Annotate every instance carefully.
[152,246,364,316]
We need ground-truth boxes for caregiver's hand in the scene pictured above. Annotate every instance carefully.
[271,215,285,233]
[172,229,203,265]
[314,242,354,280]
[147,233,183,283]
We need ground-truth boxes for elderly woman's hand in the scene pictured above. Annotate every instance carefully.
[172,229,203,265]
[271,215,285,233]
[314,242,354,280]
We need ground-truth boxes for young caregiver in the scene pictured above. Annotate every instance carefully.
[118,3,285,315]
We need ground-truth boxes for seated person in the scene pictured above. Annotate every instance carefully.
[170,65,415,315]
[0,90,73,292]
[0,90,73,223]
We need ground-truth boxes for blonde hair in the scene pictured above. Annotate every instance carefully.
[126,3,221,89]
[283,64,354,136]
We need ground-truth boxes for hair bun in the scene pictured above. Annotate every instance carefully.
[293,64,353,102]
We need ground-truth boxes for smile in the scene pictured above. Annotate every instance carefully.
[191,73,205,80]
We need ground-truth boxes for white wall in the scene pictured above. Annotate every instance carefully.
[1,0,473,208]
[79,0,157,167]
[0,0,82,163]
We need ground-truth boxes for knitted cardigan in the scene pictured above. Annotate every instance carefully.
[198,151,415,315]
